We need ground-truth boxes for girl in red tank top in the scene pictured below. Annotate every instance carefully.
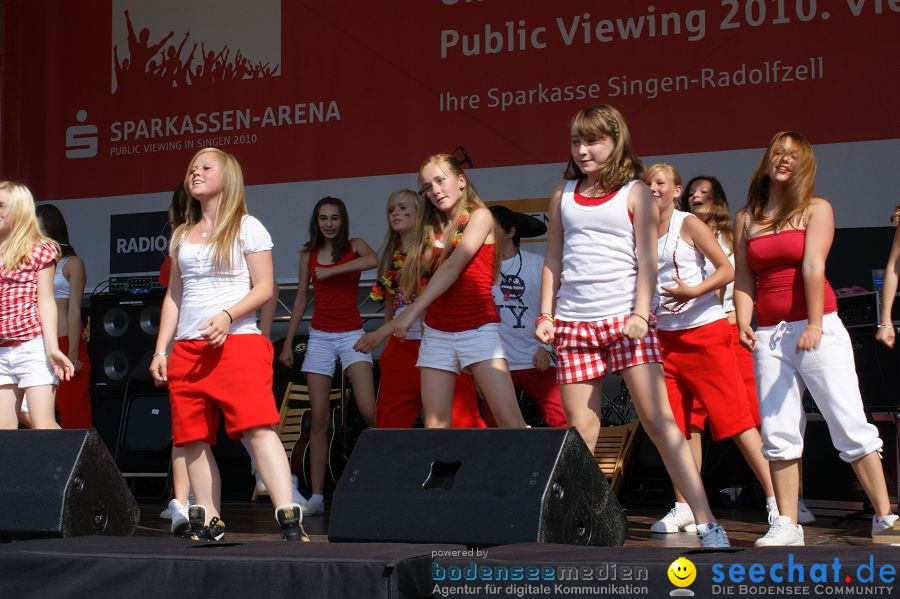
[356,155,525,429]
[735,132,897,546]
[277,197,377,515]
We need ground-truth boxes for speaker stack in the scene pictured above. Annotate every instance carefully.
[328,428,627,546]
[89,291,165,396]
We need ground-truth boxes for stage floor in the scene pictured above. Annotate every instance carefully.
[138,500,886,548]
[1,501,896,599]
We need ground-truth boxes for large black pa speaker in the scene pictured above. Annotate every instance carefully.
[845,327,900,411]
[0,429,140,540]
[328,428,627,546]
[89,291,164,395]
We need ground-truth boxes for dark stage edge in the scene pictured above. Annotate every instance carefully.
[1,538,898,599]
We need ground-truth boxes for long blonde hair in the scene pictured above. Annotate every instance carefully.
[376,189,421,280]
[745,132,816,234]
[0,181,59,271]
[172,148,247,273]
[399,154,490,298]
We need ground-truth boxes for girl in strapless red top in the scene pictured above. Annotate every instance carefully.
[734,132,897,546]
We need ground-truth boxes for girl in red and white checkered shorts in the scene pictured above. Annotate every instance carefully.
[0,181,74,430]
[536,105,729,546]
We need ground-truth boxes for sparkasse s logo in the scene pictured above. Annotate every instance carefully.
[65,109,98,158]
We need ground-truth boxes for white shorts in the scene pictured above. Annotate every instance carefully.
[416,322,506,374]
[301,327,372,377]
[0,337,58,388]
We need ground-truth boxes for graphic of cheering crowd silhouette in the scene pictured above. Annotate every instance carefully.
[113,10,279,94]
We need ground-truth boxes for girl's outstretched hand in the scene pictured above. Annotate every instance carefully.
[534,319,555,345]
[198,311,231,347]
[149,354,168,386]
[48,349,74,382]
[739,324,757,351]
[876,325,896,349]
[622,314,648,339]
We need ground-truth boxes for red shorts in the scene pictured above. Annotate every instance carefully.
[554,314,663,385]
[375,337,485,428]
[168,334,279,446]
[658,319,759,441]
[482,368,567,428]
[55,335,92,429]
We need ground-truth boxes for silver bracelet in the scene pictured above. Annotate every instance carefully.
[876,324,896,329]
[152,352,168,358]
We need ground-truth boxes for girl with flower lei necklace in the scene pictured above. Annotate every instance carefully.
[356,155,525,428]
[366,189,485,428]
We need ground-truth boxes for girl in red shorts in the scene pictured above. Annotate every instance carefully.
[276,196,378,516]
[0,181,73,430]
[644,163,775,533]
[35,204,91,429]
[356,155,525,429]
[367,189,485,428]
[535,105,729,546]
[149,148,306,542]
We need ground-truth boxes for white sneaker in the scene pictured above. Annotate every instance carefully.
[755,515,804,547]
[766,497,780,525]
[291,475,310,508]
[302,496,325,516]
[796,498,816,524]
[650,503,698,533]
[697,522,730,547]
[872,514,900,541]
[167,499,190,535]
[255,475,268,494]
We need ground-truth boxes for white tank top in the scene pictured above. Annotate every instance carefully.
[54,256,70,299]
[655,210,725,331]
[556,179,640,321]
[705,232,736,313]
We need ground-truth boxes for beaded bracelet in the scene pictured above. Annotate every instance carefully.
[535,313,554,327]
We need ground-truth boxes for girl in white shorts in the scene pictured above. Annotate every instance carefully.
[0,181,73,429]
[356,154,526,429]
[276,196,377,515]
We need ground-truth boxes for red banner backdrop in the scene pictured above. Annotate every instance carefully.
[2,0,898,200]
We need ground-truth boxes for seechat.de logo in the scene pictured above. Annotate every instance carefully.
[65,109,98,159]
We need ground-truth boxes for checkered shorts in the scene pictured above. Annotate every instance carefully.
[554,314,663,384]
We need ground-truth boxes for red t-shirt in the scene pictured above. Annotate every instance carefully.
[310,247,363,332]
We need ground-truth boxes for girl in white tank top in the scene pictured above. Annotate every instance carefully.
[646,163,776,533]
[536,105,729,547]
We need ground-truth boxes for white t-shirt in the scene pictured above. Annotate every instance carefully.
[492,249,549,371]
[174,215,273,340]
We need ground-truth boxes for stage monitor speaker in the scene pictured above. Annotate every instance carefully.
[845,327,900,411]
[803,414,898,506]
[0,429,140,540]
[89,291,164,395]
[328,428,627,546]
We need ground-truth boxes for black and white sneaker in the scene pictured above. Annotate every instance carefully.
[182,505,226,542]
[276,503,310,542]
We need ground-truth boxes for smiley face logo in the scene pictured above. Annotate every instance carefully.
[668,557,696,587]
